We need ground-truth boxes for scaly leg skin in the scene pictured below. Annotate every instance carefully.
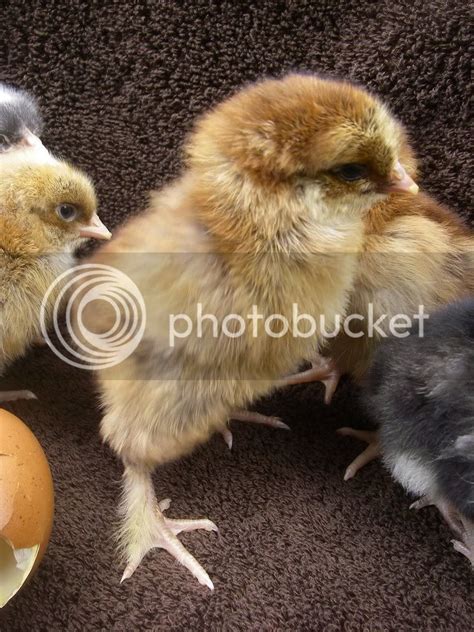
[276,356,341,405]
[0,390,37,403]
[219,409,290,450]
[119,464,218,590]
[337,428,381,480]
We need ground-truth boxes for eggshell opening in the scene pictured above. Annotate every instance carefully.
[0,536,39,607]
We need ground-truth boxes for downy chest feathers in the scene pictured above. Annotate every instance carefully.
[0,250,74,367]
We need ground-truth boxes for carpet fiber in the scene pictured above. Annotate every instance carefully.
[1,1,472,630]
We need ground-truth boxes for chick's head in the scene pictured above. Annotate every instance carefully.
[187,74,418,221]
[0,161,111,253]
[0,82,44,154]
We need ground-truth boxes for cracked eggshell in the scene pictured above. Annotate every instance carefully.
[0,408,54,607]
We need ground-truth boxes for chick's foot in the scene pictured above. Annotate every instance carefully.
[220,409,290,449]
[337,428,381,480]
[410,495,463,534]
[120,466,217,589]
[410,495,474,565]
[277,356,341,404]
[0,390,37,402]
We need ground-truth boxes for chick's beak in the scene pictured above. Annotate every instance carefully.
[21,130,44,148]
[383,161,419,195]
[79,213,112,240]
[11,129,51,161]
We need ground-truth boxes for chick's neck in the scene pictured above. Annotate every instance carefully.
[190,169,364,259]
[188,169,365,308]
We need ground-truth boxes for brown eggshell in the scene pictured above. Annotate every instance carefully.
[0,408,54,607]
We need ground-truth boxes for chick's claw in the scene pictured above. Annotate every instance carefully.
[220,425,233,450]
[337,427,381,480]
[120,498,217,590]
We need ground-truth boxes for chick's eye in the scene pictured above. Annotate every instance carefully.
[0,134,11,150]
[334,163,368,182]
[56,204,78,222]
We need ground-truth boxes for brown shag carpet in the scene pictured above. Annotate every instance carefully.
[1,1,473,630]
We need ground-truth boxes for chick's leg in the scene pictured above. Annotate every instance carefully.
[119,464,217,589]
[223,357,339,448]
[277,356,341,405]
[0,390,37,402]
[337,428,381,480]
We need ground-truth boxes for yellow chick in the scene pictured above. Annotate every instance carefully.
[0,157,111,401]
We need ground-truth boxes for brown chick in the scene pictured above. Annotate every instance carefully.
[0,157,111,401]
[278,131,473,476]
[77,74,418,589]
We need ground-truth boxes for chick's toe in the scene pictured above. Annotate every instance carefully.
[451,539,473,565]
[219,410,290,450]
[410,495,464,537]
[0,389,37,402]
[337,428,381,480]
[229,409,289,430]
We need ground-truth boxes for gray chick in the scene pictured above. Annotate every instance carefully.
[0,82,45,155]
[340,298,474,566]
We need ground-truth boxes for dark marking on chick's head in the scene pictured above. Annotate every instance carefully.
[187,74,418,200]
